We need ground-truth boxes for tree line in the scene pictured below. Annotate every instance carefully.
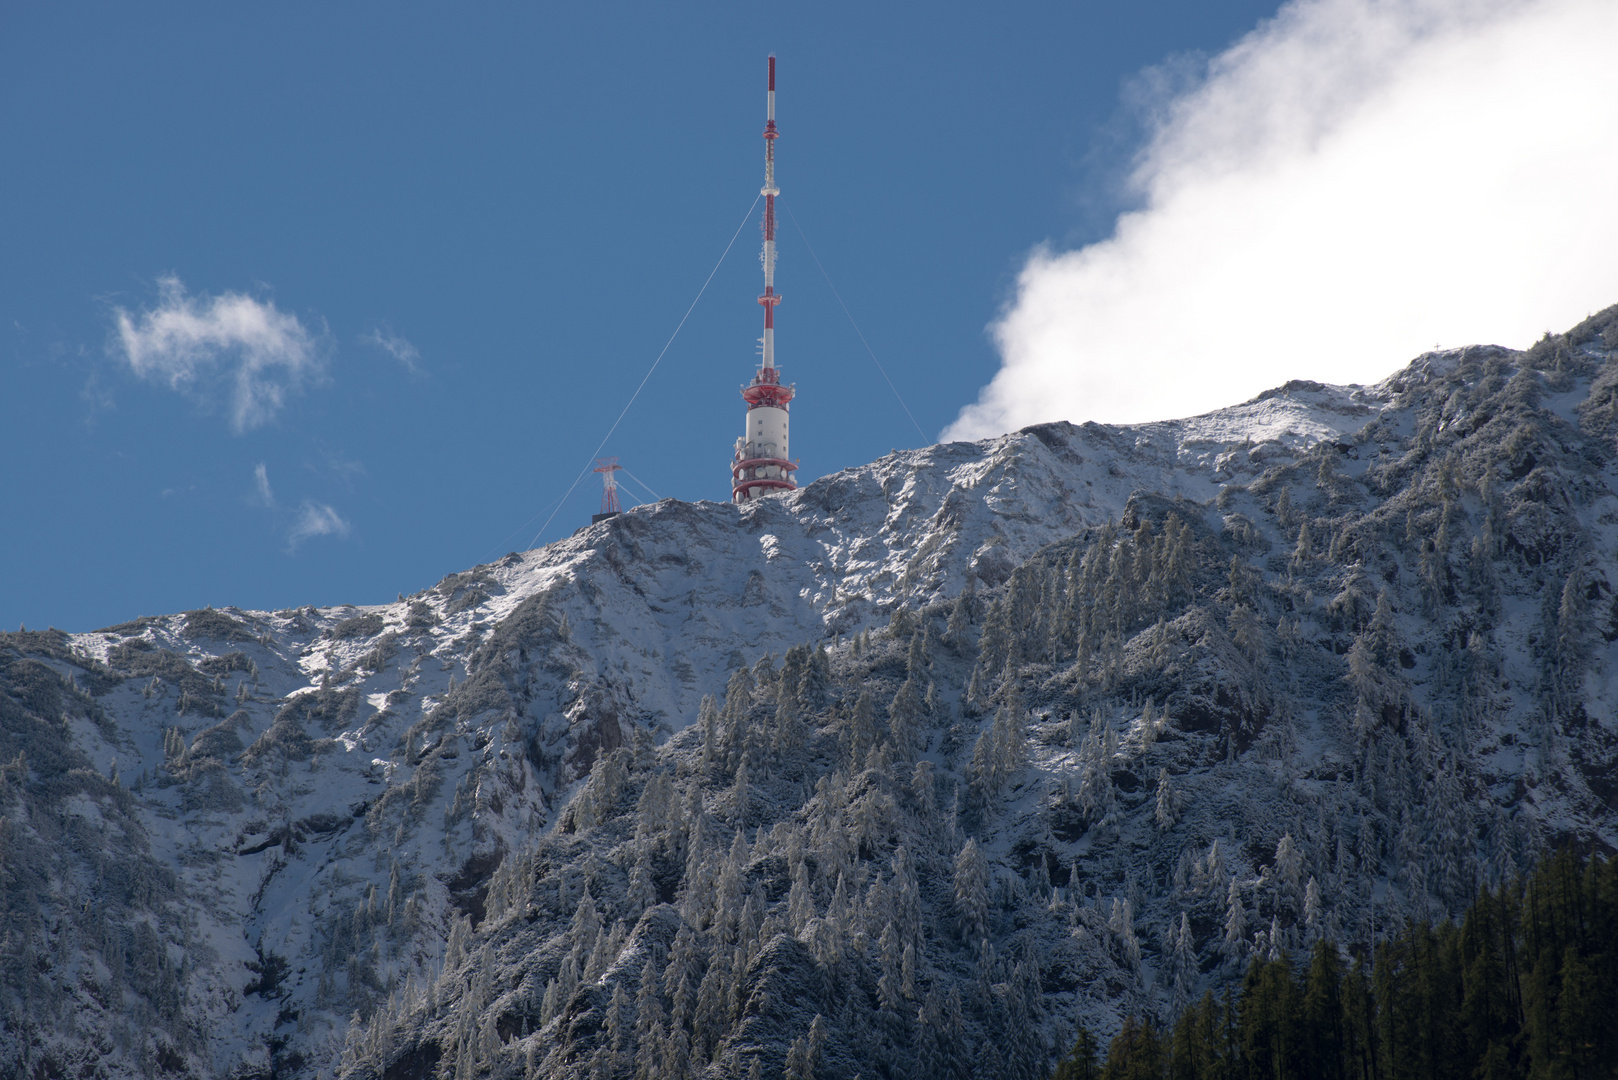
[1054,847,1617,1080]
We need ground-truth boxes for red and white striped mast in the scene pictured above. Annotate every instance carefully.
[732,54,798,503]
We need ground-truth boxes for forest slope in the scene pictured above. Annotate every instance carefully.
[4,306,1618,1079]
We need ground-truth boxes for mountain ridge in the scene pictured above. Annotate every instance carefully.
[4,306,1618,1079]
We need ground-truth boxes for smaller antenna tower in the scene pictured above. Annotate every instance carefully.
[592,458,624,524]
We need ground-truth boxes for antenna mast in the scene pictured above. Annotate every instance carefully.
[732,55,799,503]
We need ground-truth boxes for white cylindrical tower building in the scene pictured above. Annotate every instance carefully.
[732,55,798,503]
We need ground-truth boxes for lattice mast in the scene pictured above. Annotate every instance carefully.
[732,55,798,503]
[592,457,624,523]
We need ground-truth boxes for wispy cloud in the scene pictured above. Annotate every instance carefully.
[253,464,352,551]
[360,326,424,377]
[310,446,366,487]
[946,0,1618,439]
[287,501,350,551]
[252,463,276,508]
[80,369,116,425]
[112,276,325,433]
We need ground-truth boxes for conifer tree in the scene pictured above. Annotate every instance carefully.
[1223,879,1249,960]
[1170,912,1196,1014]
[730,755,751,823]
[799,643,831,710]
[965,666,990,718]
[1554,566,1589,711]
[692,960,728,1061]
[1228,604,1265,665]
[721,667,756,765]
[848,688,880,771]
[1300,939,1345,1080]
[1153,769,1178,830]
[1303,877,1324,941]
[788,858,815,933]
[953,839,989,943]
[877,921,904,1012]
[699,694,721,768]
[1274,833,1303,907]
[946,579,976,647]
[1100,1017,1165,1080]
[627,845,657,915]
[1205,840,1229,898]
[1111,898,1141,966]
[889,676,923,763]
[1292,521,1314,570]
[772,696,805,764]
[570,886,602,956]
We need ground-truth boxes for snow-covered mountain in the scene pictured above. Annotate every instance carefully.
[5,305,1618,1079]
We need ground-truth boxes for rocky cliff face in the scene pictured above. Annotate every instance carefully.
[4,306,1618,1079]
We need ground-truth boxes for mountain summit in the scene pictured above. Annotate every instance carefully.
[5,306,1618,1079]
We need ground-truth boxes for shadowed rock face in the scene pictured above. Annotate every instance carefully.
[5,306,1618,1079]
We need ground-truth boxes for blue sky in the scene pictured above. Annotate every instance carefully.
[4,0,1615,632]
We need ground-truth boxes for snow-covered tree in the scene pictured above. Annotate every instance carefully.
[945,579,976,646]
[1274,833,1303,908]
[1222,878,1248,960]
[847,688,880,770]
[889,676,924,762]
[1154,768,1178,830]
[953,839,989,943]
[1171,911,1196,1012]
[1110,897,1140,966]
[1303,876,1324,941]
[1228,604,1266,664]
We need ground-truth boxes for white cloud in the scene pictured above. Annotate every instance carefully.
[288,501,350,550]
[360,327,423,376]
[252,463,276,508]
[113,276,324,433]
[946,0,1618,439]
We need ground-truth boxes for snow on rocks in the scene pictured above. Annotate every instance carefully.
[6,306,1618,1078]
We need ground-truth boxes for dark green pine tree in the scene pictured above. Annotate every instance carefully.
[1166,992,1226,1080]
[1238,954,1302,1080]
[1340,955,1376,1080]
[1051,1024,1101,1080]
[1459,886,1521,1079]
[1100,1017,1165,1080]
[1300,940,1346,1080]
